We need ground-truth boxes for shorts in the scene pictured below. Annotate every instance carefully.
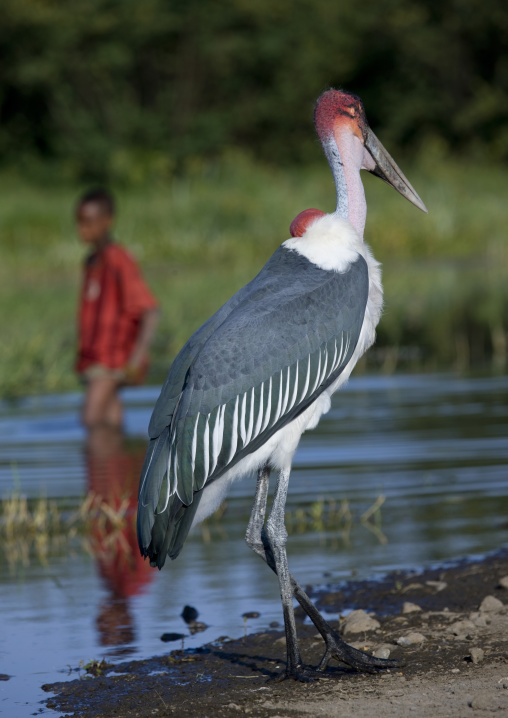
[80,364,127,384]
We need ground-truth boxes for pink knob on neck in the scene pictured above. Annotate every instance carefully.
[289,208,326,237]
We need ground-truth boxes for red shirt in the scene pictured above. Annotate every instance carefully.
[77,242,157,373]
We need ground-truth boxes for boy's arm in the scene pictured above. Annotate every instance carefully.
[125,307,160,380]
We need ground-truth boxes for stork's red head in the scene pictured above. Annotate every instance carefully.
[313,88,427,214]
[314,90,368,145]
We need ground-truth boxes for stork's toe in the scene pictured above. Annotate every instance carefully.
[270,664,316,683]
[316,627,401,674]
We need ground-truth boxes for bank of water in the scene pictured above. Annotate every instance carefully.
[0,373,507,715]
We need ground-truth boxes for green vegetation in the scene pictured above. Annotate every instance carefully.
[0,487,385,570]
[1,0,507,180]
[0,0,506,399]
[0,490,130,569]
[0,154,506,399]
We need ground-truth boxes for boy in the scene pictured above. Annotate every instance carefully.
[76,189,159,431]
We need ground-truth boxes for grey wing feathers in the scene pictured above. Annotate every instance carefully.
[147,278,258,439]
[137,246,369,567]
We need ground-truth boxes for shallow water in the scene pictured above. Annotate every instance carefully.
[0,373,507,716]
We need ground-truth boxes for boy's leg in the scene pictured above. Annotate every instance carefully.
[104,390,123,428]
[82,375,123,430]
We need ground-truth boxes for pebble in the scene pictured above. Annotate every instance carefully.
[341,609,381,635]
[425,580,447,592]
[181,605,198,623]
[160,632,185,642]
[401,582,424,593]
[396,632,426,646]
[469,611,489,627]
[448,619,476,637]
[188,621,208,634]
[402,601,422,614]
[479,595,503,613]
[470,647,484,664]
[499,576,508,590]
[470,695,508,711]
[372,645,392,659]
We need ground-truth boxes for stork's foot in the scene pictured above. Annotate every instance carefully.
[271,664,315,683]
[317,627,401,674]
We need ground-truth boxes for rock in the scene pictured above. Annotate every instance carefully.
[372,645,392,659]
[470,647,485,664]
[479,595,504,613]
[448,619,476,637]
[242,611,261,619]
[401,582,424,593]
[470,694,508,711]
[469,611,489,627]
[188,621,208,634]
[181,605,199,623]
[341,609,381,635]
[499,576,508,590]
[160,632,185,642]
[402,601,422,614]
[396,632,426,646]
[425,580,447,592]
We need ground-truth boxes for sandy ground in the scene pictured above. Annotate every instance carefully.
[43,550,508,717]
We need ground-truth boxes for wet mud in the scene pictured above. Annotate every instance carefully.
[43,550,508,717]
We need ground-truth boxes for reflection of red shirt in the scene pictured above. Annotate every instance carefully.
[77,243,157,372]
[87,441,154,599]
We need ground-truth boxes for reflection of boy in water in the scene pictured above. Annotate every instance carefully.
[86,436,154,654]
[75,189,158,431]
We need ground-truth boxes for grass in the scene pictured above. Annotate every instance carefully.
[0,491,131,570]
[0,490,386,570]
[0,150,506,398]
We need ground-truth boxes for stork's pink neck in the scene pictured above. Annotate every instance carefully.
[319,127,372,238]
[313,90,372,237]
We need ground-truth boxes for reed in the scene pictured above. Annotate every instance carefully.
[0,491,131,570]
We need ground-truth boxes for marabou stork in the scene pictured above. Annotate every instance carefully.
[137,89,427,680]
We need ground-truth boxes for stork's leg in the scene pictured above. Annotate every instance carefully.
[246,467,398,675]
[264,466,312,681]
[245,465,271,558]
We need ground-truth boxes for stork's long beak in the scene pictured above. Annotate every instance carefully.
[364,127,428,213]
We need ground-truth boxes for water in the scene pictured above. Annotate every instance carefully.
[1,373,507,716]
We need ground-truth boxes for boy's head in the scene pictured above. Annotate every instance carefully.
[76,188,115,246]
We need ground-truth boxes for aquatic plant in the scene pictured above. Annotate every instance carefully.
[0,490,388,570]
[0,491,131,570]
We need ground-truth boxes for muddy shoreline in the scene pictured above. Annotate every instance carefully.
[43,550,508,717]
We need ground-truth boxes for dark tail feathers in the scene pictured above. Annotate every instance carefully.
[137,429,202,568]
